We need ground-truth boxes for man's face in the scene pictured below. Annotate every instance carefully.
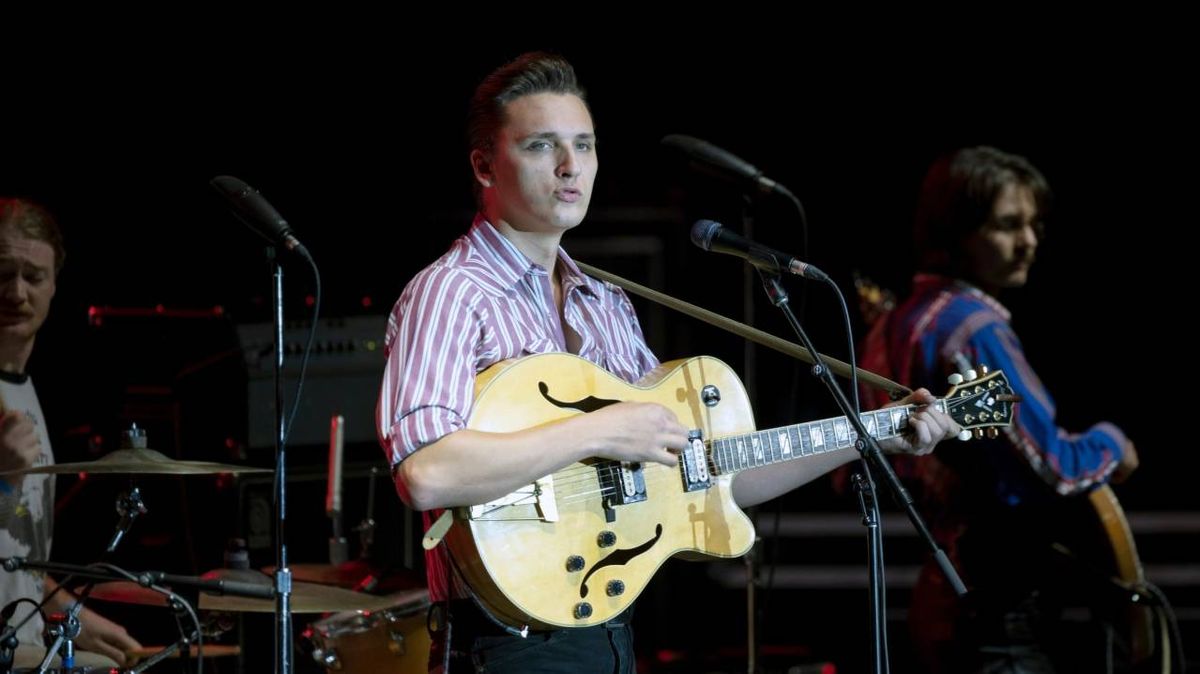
[963,183,1040,292]
[0,232,57,343]
[475,93,597,234]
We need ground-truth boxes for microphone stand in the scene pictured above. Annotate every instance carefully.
[756,272,966,674]
[267,246,294,674]
[212,177,318,674]
[738,201,762,674]
[38,484,146,671]
[2,557,269,674]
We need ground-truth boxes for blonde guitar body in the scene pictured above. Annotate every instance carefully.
[445,354,756,630]
[444,353,1013,630]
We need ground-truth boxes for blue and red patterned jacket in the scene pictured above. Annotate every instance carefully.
[860,273,1130,582]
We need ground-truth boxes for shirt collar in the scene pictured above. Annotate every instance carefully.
[468,215,598,298]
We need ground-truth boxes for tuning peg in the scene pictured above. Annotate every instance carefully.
[978,364,990,374]
[947,373,964,385]
[964,369,978,382]
[986,428,999,439]
[974,428,984,439]
[957,429,972,441]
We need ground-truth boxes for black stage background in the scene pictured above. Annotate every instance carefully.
[4,34,1194,672]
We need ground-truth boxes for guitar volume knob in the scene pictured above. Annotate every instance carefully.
[606,580,626,596]
[574,602,593,620]
[565,555,585,573]
[597,531,617,548]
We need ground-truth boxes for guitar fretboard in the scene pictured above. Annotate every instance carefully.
[709,402,946,475]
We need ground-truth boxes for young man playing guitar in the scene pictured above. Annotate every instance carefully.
[376,52,960,673]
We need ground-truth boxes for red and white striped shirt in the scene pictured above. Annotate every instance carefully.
[376,216,659,600]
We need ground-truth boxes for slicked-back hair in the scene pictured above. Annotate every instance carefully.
[466,52,588,206]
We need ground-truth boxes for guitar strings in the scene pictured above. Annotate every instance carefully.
[544,403,917,493]
[499,406,919,505]
[475,396,1015,517]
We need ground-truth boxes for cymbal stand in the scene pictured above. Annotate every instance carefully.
[36,440,150,674]
[108,486,148,554]
[350,467,380,592]
[353,467,379,557]
[130,596,202,674]
[109,425,150,555]
[36,610,81,673]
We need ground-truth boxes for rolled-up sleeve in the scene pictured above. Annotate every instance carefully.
[377,266,482,466]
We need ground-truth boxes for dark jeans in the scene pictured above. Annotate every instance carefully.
[428,600,635,674]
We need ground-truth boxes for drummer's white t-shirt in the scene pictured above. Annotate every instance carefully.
[0,372,55,648]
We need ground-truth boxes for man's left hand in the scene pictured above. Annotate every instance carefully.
[877,387,960,456]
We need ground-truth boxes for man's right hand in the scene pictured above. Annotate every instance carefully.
[584,401,689,467]
[0,412,41,476]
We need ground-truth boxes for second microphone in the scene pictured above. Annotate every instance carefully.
[690,220,828,282]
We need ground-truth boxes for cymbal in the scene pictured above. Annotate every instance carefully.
[0,448,271,476]
[89,580,170,606]
[262,561,425,594]
[88,570,396,613]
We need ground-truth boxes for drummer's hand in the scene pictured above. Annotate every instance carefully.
[75,606,143,666]
[0,412,41,485]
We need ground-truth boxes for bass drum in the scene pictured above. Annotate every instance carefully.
[306,588,431,673]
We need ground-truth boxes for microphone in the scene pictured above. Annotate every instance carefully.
[140,571,275,599]
[210,175,310,258]
[662,134,787,197]
[691,219,829,281]
[326,414,348,565]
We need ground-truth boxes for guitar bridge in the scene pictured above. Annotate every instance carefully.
[468,475,559,522]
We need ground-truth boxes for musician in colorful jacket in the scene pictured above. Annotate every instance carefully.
[376,52,960,673]
[860,146,1139,673]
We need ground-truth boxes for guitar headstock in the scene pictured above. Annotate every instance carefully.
[941,365,1020,440]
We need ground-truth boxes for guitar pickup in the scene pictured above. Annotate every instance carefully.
[598,461,647,507]
[681,430,712,492]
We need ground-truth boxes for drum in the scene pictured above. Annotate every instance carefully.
[306,588,431,673]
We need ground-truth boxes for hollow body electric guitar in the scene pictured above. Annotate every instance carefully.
[443,353,1014,630]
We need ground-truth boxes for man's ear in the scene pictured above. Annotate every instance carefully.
[470,148,493,188]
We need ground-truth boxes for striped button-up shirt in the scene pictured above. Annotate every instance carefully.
[376,216,659,600]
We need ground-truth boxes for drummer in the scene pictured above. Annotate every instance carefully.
[0,197,142,668]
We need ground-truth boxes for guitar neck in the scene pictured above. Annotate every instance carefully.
[709,401,946,475]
